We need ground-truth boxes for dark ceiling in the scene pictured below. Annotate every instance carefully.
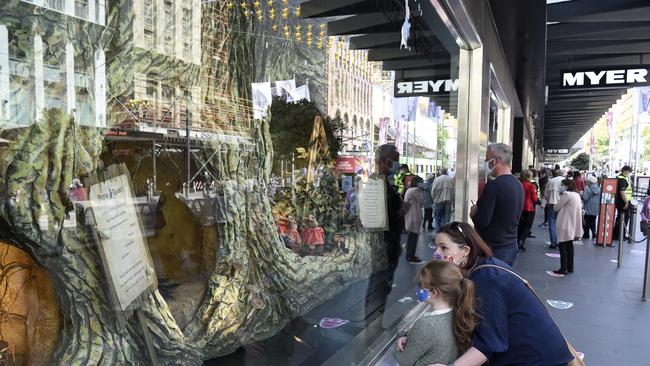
[488,0,547,151]
[544,0,650,149]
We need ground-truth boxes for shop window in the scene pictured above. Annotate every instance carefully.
[163,0,175,55]
[182,8,192,59]
[143,0,155,49]
[75,0,88,19]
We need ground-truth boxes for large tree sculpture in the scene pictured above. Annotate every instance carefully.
[0,2,387,365]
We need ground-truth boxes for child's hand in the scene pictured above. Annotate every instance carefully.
[397,336,407,351]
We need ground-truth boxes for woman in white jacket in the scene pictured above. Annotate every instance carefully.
[552,179,583,276]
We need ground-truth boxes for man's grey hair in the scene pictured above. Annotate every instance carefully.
[488,143,513,166]
[521,169,532,179]
[439,167,448,175]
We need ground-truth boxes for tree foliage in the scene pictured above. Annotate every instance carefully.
[571,152,591,171]
[268,97,345,173]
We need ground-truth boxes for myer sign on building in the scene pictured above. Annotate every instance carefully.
[561,66,650,89]
[394,78,459,97]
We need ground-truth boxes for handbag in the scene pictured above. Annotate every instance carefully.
[471,264,585,366]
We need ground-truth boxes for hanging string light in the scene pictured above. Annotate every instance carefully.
[269,7,276,20]
[294,5,301,17]
[282,7,289,19]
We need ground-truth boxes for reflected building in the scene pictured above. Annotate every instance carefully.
[327,37,374,153]
[0,0,108,128]
[108,0,203,131]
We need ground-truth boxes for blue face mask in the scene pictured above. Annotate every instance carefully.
[433,253,443,261]
[559,186,566,194]
[416,284,430,302]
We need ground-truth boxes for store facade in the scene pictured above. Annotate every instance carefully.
[0,0,538,365]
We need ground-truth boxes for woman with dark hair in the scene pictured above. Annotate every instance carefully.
[430,222,573,366]
[553,179,583,275]
[404,175,425,264]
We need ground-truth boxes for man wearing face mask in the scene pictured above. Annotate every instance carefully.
[469,144,523,265]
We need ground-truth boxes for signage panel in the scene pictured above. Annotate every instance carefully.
[545,148,570,154]
[561,66,650,89]
[394,77,459,97]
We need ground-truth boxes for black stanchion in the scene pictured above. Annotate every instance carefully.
[643,234,650,302]
[618,214,625,268]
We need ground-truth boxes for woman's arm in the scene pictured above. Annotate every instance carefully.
[554,193,568,212]
[428,347,488,366]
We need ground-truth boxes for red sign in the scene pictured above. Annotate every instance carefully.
[597,178,618,246]
[335,156,356,174]
[106,129,128,136]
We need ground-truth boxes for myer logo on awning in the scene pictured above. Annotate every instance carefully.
[561,67,650,88]
[394,78,459,97]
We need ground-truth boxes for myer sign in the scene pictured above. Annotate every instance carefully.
[545,148,569,154]
[394,78,459,97]
[561,66,650,89]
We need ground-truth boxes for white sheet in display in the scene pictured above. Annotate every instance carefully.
[90,174,153,311]
[359,178,388,230]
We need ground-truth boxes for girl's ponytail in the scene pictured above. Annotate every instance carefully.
[453,277,478,352]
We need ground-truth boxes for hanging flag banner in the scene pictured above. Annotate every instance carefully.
[395,119,404,154]
[639,86,650,115]
[606,111,614,154]
[275,79,297,100]
[589,129,595,156]
[392,96,417,121]
[252,82,272,120]
[287,83,310,103]
[379,117,388,145]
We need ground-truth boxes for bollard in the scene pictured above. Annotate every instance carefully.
[629,204,638,244]
[618,213,625,268]
[642,234,650,301]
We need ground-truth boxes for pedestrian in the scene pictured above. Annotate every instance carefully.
[431,167,454,232]
[404,176,426,264]
[394,260,476,366]
[581,175,601,241]
[376,144,403,268]
[641,187,650,235]
[613,165,633,241]
[573,171,585,193]
[421,173,435,231]
[517,170,538,252]
[538,168,550,227]
[395,164,414,196]
[553,179,583,276]
[431,222,574,366]
[470,143,523,265]
[544,169,566,249]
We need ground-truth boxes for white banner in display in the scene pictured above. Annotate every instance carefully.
[394,78,459,97]
[358,178,388,230]
[561,66,650,89]
[90,174,156,311]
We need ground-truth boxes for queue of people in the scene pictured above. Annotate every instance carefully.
[375,140,650,366]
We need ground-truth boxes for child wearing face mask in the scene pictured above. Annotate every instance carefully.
[394,261,478,366]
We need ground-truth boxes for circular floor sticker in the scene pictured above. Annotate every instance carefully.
[547,300,574,309]
[319,318,350,329]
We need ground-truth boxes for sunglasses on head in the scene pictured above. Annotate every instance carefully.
[449,221,470,245]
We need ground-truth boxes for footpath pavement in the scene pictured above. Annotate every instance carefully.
[515,208,650,366]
